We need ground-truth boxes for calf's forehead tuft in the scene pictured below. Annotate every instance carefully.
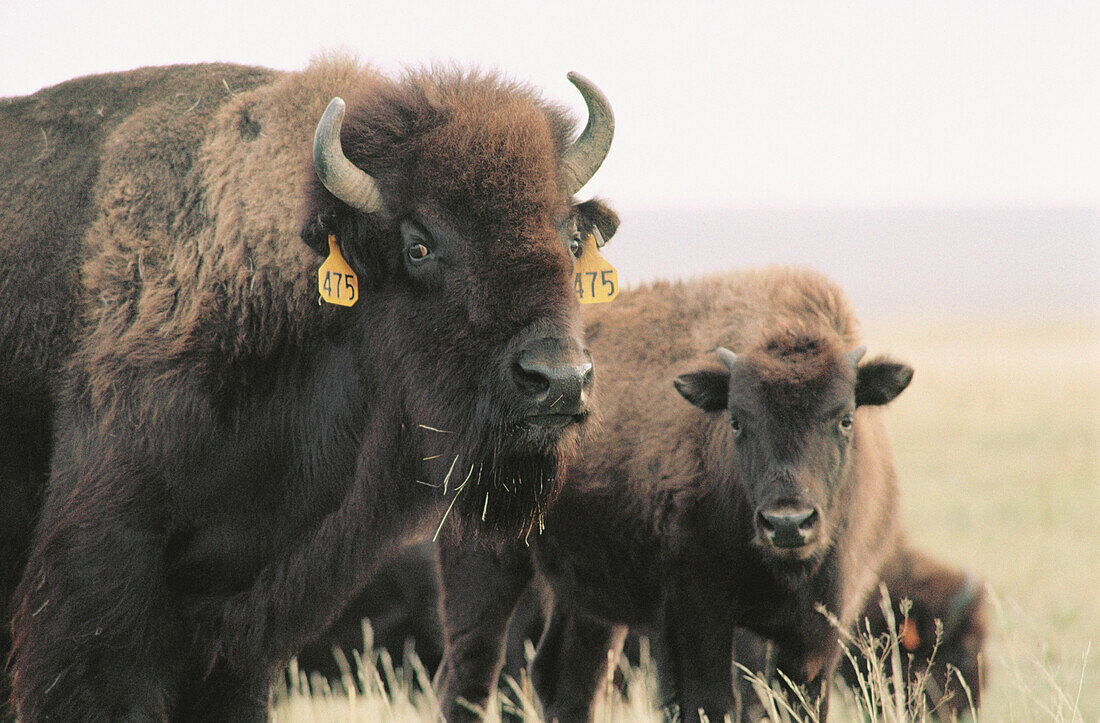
[739,325,852,391]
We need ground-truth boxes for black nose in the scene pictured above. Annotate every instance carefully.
[513,337,593,418]
[757,503,819,548]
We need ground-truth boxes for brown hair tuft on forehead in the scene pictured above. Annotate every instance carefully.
[739,323,851,390]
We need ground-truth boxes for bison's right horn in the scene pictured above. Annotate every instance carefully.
[561,73,615,197]
[313,98,383,214]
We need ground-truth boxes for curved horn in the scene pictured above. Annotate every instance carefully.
[561,72,615,196]
[717,347,738,372]
[313,98,383,214]
[847,345,867,367]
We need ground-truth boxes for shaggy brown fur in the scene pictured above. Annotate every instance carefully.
[1,57,617,720]
[436,267,913,721]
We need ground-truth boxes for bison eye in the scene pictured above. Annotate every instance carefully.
[730,417,743,437]
[400,220,439,270]
[839,414,854,433]
[569,234,583,258]
[407,242,432,262]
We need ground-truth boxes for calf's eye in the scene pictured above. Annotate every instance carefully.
[407,243,431,261]
[730,418,743,437]
[839,414,854,432]
[569,235,583,258]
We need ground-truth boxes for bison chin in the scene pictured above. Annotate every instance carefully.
[752,528,835,587]
[438,413,588,541]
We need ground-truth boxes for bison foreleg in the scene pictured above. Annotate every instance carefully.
[530,605,626,723]
[10,470,183,720]
[195,475,425,676]
[435,539,533,722]
[655,585,739,723]
[769,639,838,721]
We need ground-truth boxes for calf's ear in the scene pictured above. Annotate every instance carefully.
[574,198,620,245]
[856,357,914,406]
[673,368,730,412]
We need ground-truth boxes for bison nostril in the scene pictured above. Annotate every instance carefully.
[514,337,589,413]
[758,504,819,549]
[581,361,594,387]
[513,360,552,398]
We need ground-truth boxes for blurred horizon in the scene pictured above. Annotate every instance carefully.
[604,203,1098,319]
[3,2,1097,321]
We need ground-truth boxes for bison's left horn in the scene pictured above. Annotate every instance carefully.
[717,347,738,372]
[313,98,384,214]
[562,72,615,196]
[847,345,867,367]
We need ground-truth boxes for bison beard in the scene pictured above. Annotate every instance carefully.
[0,56,616,720]
[409,382,582,540]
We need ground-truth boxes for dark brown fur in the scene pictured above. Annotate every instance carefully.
[436,268,912,721]
[293,542,444,685]
[1,57,617,720]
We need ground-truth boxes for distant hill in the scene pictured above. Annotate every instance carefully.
[604,206,1098,318]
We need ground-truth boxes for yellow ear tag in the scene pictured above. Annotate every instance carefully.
[318,235,358,307]
[573,230,618,304]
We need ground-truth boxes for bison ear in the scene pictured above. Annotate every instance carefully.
[574,198,619,245]
[673,368,730,412]
[856,357,914,406]
[300,212,340,256]
[300,210,373,260]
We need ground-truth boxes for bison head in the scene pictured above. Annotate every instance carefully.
[299,70,617,537]
[674,328,912,568]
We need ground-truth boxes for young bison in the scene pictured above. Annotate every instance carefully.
[736,544,987,717]
[436,267,914,721]
[0,57,617,720]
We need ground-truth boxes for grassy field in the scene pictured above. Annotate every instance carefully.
[866,316,1098,721]
[274,316,1099,722]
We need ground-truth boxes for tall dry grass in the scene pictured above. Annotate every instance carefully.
[273,316,1098,721]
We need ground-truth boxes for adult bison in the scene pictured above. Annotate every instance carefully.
[436,267,914,721]
[0,56,617,720]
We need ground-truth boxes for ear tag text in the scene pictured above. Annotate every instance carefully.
[318,234,358,307]
[573,230,618,304]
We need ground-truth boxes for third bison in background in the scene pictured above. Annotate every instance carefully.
[436,267,914,721]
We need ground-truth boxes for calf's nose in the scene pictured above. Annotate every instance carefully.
[757,503,819,548]
[513,337,593,415]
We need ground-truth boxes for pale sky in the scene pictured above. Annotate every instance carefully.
[3,0,1098,211]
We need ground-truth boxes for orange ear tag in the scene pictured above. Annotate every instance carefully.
[900,618,921,651]
[318,234,358,307]
[573,230,618,304]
